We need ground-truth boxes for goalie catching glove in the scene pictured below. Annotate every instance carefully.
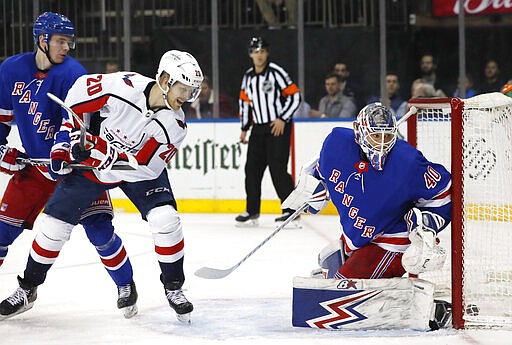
[0,145,28,175]
[70,131,120,172]
[402,208,447,275]
[282,172,330,215]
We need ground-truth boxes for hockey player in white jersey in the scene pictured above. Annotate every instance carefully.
[0,50,203,323]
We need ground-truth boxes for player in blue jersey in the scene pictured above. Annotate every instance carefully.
[0,12,137,319]
[283,102,451,279]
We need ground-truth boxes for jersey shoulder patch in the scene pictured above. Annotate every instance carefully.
[151,108,187,145]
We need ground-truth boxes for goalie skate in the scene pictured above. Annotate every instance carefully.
[164,282,193,323]
[429,300,452,330]
[0,276,37,321]
[117,281,138,319]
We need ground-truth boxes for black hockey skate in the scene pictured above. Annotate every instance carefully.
[117,281,138,319]
[0,276,37,321]
[429,300,452,330]
[235,212,259,227]
[164,281,193,323]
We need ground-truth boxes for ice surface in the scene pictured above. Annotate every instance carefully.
[0,213,509,344]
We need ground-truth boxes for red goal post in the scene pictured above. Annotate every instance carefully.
[406,93,512,329]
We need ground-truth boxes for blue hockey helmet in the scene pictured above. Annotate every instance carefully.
[33,12,75,49]
[354,102,397,171]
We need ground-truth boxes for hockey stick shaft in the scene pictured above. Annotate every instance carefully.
[194,203,308,279]
[47,92,86,150]
[16,157,136,170]
[396,105,417,127]
[46,92,138,170]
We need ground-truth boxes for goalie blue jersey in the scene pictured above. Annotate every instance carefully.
[0,52,86,158]
[316,127,451,254]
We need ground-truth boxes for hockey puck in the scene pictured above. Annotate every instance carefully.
[465,304,480,316]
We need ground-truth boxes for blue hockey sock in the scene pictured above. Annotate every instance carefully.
[0,222,24,266]
[82,214,134,287]
[95,233,133,286]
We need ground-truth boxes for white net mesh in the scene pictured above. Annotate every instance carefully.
[411,93,512,327]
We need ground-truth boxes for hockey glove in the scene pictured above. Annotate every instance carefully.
[50,130,72,179]
[70,131,119,172]
[282,172,330,215]
[0,145,28,175]
[402,208,447,274]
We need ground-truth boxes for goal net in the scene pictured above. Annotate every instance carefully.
[407,93,512,329]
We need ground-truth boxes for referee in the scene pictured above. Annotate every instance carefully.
[235,37,301,226]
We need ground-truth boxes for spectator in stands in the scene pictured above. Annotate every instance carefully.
[310,72,357,118]
[367,72,407,117]
[293,101,312,118]
[105,61,120,73]
[333,62,359,103]
[185,75,235,119]
[477,59,505,94]
[411,80,437,98]
[453,74,478,98]
[256,0,297,29]
[413,54,446,97]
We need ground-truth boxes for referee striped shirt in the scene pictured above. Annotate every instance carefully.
[239,62,301,131]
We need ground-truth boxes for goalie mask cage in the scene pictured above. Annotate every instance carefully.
[407,93,512,329]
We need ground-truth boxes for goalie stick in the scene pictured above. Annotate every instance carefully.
[396,105,417,127]
[195,203,308,279]
[47,92,138,170]
[394,105,417,140]
[15,157,136,171]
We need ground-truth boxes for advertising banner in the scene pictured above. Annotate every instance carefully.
[433,0,512,17]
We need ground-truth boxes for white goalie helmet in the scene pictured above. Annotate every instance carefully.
[354,102,398,171]
[156,50,203,107]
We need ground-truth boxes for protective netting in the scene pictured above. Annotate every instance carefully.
[410,93,512,328]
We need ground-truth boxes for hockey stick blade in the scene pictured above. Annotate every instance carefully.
[194,267,234,280]
[15,157,136,171]
[194,204,308,279]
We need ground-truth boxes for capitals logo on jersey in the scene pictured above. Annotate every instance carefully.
[122,74,136,87]
[176,119,186,129]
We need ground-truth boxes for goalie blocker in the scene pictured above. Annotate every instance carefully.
[292,276,451,331]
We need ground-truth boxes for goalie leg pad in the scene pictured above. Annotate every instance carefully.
[147,205,184,263]
[292,276,435,330]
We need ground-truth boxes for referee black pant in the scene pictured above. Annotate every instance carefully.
[244,122,295,215]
